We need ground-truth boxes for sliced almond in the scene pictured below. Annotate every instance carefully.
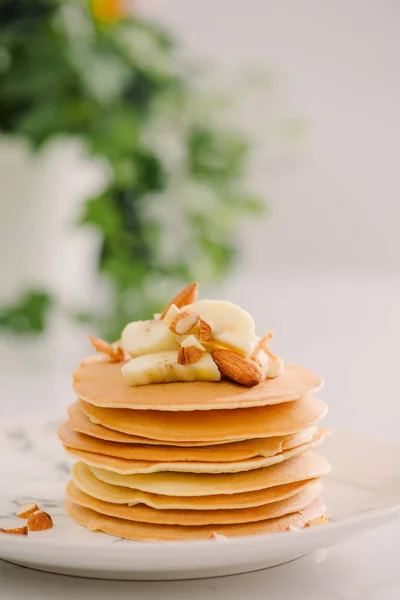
[27,510,53,532]
[211,349,265,387]
[2,526,28,535]
[88,336,127,362]
[177,345,204,365]
[199,319,213,342]
[258,332,277,360]
[181,335,206,351]
[250,346,268,369]
[16,503,40,519]
[251,333,284,378]
[169,311,200,335]
[160,282,199,319]
[162,304,180,325]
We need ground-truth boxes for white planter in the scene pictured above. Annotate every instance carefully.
[0,137,109,367]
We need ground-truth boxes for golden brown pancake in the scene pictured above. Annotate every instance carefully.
[65,496,325,540]
[73,357,323,411]
[72,461,317,510]
[62,429,327,474]
[80,395,327,442]
[59,421,318,463]
[90,451,331,496]
[67,402,236,446]
[66,479,322,525]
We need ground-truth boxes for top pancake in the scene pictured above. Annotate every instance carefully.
[73,356,323,411]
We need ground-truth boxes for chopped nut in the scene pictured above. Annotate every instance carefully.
[199,319,213,342]
[27,510,53,532]
[180,335,206,351]
[266,356,284,378]
[160,282,199,319]
[16,503,40,519]
[177,346,204,365]
[258,332,277,360]
[88,336,127,362]
[169,311,200,335]
[2,526,28,535]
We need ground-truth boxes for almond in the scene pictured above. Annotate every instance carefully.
[180,335,206,351]
[88,336,126,362]
[169,311,200,335]
[2,526,28,535]
[199,319,213,342]
[177,345,204,365]
[211,349,265,387]
[16,503,40,519]
[160,282,199,319]
[27,510,53,532]
[258,332,277,360]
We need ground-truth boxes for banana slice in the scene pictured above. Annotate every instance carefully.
[121,351,221,386]
[183,300,256,356]
[121,320,179,358]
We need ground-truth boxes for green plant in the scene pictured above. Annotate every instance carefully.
[0,0,266,340]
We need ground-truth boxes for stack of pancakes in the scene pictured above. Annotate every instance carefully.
[60,356,330,541]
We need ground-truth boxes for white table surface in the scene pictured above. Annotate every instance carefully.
[0,526,399,600]
[1,273,399,598]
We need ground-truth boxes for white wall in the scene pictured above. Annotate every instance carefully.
[1,2,400,436]
[140,0,400,275]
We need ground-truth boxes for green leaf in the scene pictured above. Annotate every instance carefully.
[0,289,53,335]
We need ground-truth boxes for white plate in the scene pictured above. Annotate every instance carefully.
[1,422,399,580]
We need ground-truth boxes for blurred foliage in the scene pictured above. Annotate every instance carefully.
[0,0,267,340]
[0,290,53,335]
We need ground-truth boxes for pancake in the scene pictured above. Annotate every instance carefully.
[73,357,323,411]
[59,420,318,463]
[72,461,318,510]
[67,402,237,447]
[66,479,322,525]
[62,429,327,474]
[65,496,325,540]
[90,451,331,496]
[80,395,327,442]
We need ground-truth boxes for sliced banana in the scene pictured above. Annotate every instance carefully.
[183,299,256,356]
[121,351,221,386]
[121,320,179,358]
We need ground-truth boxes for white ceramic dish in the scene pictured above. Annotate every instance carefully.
[1,425,399,580]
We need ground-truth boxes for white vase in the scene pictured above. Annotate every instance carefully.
[0,136,109,370]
